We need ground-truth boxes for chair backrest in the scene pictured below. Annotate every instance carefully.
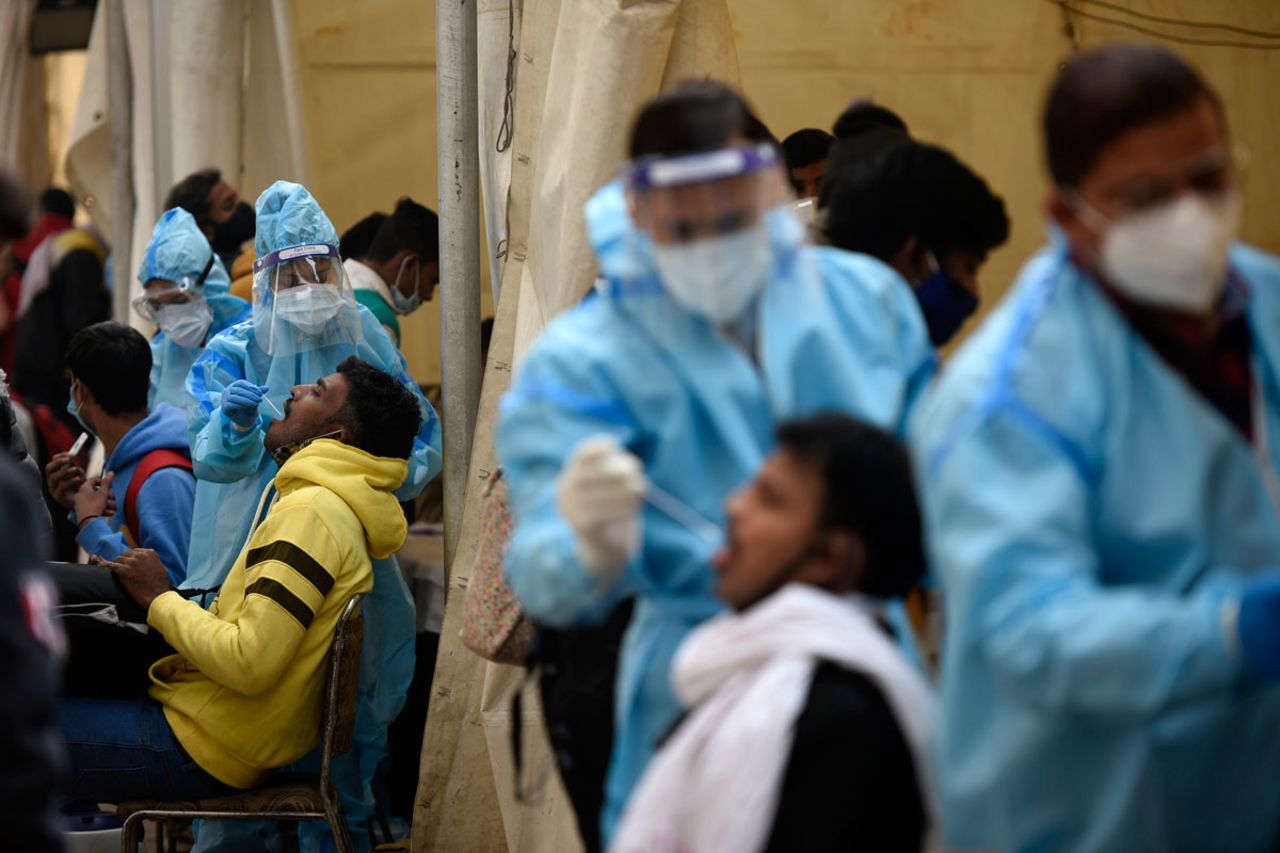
[319,595,365,779]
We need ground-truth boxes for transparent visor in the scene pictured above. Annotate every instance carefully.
[251,243,361,356]
[624,142,791,245]
[132,254,214,322]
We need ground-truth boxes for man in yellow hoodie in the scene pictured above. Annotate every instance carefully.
[57,356,422,802]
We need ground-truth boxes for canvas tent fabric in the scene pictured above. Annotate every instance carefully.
[0,1,49,185]
[412,2,739,851]
[64,0,305,330]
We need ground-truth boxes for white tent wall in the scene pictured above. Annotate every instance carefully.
[0,1,50,187]
[65,0,307,330]
[167,1,246,191]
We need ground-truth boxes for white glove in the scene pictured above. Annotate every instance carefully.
[557,435,646,578]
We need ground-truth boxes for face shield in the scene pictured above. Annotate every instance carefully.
[252,243,362,356]
[625,143,797,324]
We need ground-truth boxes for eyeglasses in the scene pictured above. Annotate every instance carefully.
[132,254,214,321]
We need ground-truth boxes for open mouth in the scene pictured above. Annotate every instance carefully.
[711,534,738,575]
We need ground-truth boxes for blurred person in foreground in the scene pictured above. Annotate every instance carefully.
[0,165,63,852]
[912,44,1280,850]
[499,80,934,843]
[613,414,936,853]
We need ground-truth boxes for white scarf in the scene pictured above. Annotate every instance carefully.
[611,584,938,853]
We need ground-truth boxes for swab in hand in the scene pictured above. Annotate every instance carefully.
[644,482,722,546]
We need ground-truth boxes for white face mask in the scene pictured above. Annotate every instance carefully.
[273,284,346,335]
[1082,190,1241,314]
[652,222,772,324]
[388,257,423,315]
[155,297,213,348]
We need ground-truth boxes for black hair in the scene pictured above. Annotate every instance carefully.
[823,141,1009,263]
[66,322,151,416]
[335,357,422,460]
[1045,44,1222,188]
[163,168,222,228]
[629,80,765,159]
[832,100,908,139]
[821,101,912,207]
[340,211,388,261]
[776,413,925,599]
[364,197,439,264]
[39,187,76,220]
[782,128,834,171]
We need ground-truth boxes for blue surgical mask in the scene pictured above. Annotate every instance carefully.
[66,383,93,435]
[914,252,978,347]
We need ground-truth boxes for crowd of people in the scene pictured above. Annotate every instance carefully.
[0,39,1278,853]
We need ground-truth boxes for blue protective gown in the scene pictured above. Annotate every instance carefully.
[138,209,251,411]
[184,182,442,853]
[911,242,1280,852]
[497,181,935,840]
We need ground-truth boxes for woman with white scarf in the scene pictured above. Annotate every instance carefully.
[612,414,938,853]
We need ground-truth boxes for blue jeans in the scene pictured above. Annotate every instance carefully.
[59,698,233,804]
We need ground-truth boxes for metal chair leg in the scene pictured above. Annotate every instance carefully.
[321,785,355,853]
[120,813,145,853]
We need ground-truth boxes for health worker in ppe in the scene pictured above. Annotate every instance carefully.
[911,44,1280,851]
[134,208,250,410]
[498,80,935,843]
[182,181,441,852]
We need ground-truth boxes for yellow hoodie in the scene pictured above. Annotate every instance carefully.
[146,440,408,788]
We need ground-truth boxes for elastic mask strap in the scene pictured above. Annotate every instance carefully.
[1067,191,1111,235]
[270,428,343,466]
[195,253,215,288]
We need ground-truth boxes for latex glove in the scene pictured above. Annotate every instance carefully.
[556,435,646,579]
[223,380,268,430]
[1238,572,1280,680]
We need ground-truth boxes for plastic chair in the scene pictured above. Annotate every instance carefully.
[117,594,366,853]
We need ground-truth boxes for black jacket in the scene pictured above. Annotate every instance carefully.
[763,661,927,852]
[0,458,64,851]
[12,246,108,420]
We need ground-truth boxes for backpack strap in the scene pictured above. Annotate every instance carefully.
[123,448,194,546]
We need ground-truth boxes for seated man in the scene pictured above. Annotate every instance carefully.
[613,414,937,853]
[57,356,421,803]
[43,322,195,697]
[46,322,194,578]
